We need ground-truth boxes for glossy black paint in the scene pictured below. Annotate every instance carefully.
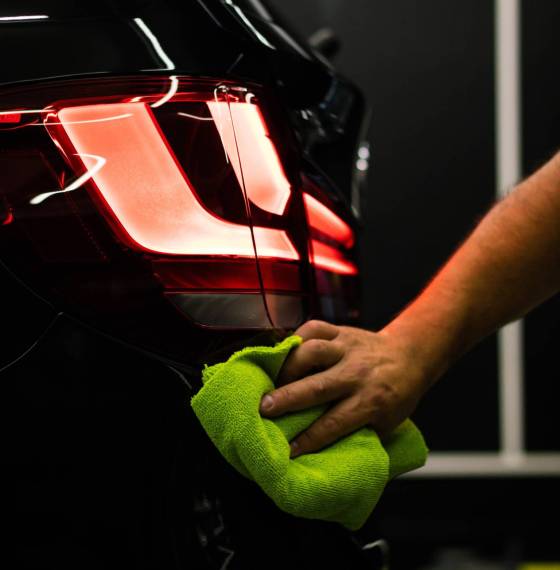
[0,2,374,568]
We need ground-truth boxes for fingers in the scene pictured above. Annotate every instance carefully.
[293,320,339,342]
[277,338,344,385]
[289,396,366,458]
[260,368,347,417]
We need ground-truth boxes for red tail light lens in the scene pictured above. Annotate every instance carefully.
[48,101,297,259]
[0,76,309,340]
[303,192,357,275]
[309,240,357,276]
[303,193,355,249]
[207,101,292,217]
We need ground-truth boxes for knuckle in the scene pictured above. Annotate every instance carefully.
[378,380,397,399]
[330,339,346,356]
[310,376,330,400]
[296,319,339,342]
[343,359,371,383]
[298,429,314,444]
[298,413,345,452]
[355,362,372,379]
[370,382,398,409]
[306,338,330,358]
[299,319,325,337]
[321,414,342,434]
[296,429,316,450]
[276,384,295,407]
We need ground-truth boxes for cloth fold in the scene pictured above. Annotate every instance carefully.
[191,335,428,530]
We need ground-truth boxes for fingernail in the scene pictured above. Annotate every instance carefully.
[260,394,274,412]
[290,441,300,458]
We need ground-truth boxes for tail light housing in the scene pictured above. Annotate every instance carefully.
[0,76,358,360]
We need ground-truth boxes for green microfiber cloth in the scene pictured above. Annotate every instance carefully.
[191,335,428,530]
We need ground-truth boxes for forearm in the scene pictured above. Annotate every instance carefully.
[384,152,560,383]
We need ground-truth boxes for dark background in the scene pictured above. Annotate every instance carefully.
[269,1,559,567]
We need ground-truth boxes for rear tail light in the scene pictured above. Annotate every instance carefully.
[0,76,306,333]
[0,75,359,355]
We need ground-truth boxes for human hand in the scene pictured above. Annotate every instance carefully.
[259,320,432,457]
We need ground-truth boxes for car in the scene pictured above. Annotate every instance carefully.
[0,1,378,568]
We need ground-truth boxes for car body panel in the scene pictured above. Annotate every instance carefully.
[0,2,377,568]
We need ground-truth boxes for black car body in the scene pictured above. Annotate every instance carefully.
[0,1,377,568]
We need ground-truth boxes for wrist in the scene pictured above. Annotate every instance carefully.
[380,298,467,390]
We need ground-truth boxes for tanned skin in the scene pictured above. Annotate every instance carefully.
[260,152,560,458]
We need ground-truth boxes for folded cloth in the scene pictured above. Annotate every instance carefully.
[191,335,428,530]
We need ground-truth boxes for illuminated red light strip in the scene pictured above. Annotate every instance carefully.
[55,102,298,259]
[311,240,357,275]
[207,101,292,216]
[303,193,355,248]
[0,111,22,123]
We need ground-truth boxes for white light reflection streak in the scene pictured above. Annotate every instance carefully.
[151,75,178,108]
[177,112,214,121]
[0,15,49,22]
[30,153,106,205]
[133,17,175,70]
[224,1,274,49]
